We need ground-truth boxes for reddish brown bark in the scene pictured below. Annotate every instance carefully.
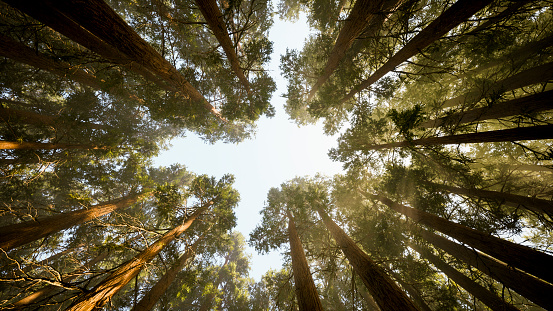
[363,124,553,151]
[366,193,553,284]
[420,229,553,310]
[0,141,107,150]
[286,211,324,311]
[421,90,553,128]
[315,206,419,311]
[433,183,553,217]
[0,193,144,250]
[131,240,199,311]
[195,0,251,93]
[67,202,212,311]
[340,0,493,104]
[412,244,520,311]
[11,251,109,308]
[307,0,403,101]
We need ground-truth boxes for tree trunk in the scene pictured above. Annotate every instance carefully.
[442,62,553,108]
[420,229,553,310]
[0,193,144,250]
[365,193,553,284]
[0,106,106,130]
[340,0,493,104]
[432,182,553,217]
[411,244,520,311]
[357,284,381,311]
[363,124,553,151]
[389,272,432,311]
[286,211,324,311]
[11,251,109,308]
[131,240,200,311]
[307,0,403,101]
[8,245,83,276]
[315,206,419,311]
[17,0,223,120]
[0,141,107,150]
[421,90,553,128]
[195,0,251,93]
[66,202,212,311]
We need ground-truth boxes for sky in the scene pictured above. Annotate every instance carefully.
[153,15,344,281]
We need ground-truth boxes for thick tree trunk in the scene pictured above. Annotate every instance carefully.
[67,202,212,311]
[442,62,553,108]
[131,240,199,311]
[365,193,553,284]
[363,124,553,151]
[0,141,106,150]
[421,90,553,128]
[286,211,324,311]
[195,0,251,93]
[0,106,106,130]
[307,0,403,101]
[432,183,553,217]
[315,206,419,311]
[411,244,520,311]
[11,251,109,308]
[420,229,553,310]
[0,193,144,250]
[18,0,223,120]
[340,0,493,104]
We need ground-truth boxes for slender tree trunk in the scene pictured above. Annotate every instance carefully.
[340,0,493,104]
[0,193,144,250]
[11,251,109,308]
[466,0,532,35]
[364,193,553,284]
[0,106,106,130]
[421,90,553,128]
[16,0,223,120]
[420,229,553,310]
[363,124,553,151]
[315,206,419,311]
[432,182,553,217]
[0,141,107,150]
[8,245,83,276]
[442,62,553,108]
[66,202,212,311]
[307,0,403,101]
[195,0,251,93]
[389,272,432,311]
[131,240,200,311]
[411,244,520,311]
[286,211,324,311]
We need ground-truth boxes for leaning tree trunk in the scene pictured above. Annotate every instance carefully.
[195,0,251,93]
[340,0,493,104]
[286,211,324,311]
[365,193,553,284]
[11,251,109,308]
[389,271,432,311]
[8,245,84,277]
[315,206,419,311]
[0,106,107,130]
[307,0,403,101]
[411,244,520,311]
[420,229,553,310]
[131,240,200,311]
[442,62,553,108]
[421,90,553,128]
[432,182,553,217]
[0,193,145,250]
[363,123,553,151]
[12,0,222,120]
[0,141,107,151]
[66,202,211,311]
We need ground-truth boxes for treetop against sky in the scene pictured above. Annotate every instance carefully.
[1,0,552,310]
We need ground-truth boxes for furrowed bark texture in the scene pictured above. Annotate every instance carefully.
[420,229,553,310]
[287,211,324,311]
[0,193,143,250]
[366,193,553,284]
[364,124,553,150]
[412,244,520,311]
[66,202,211,311]
[341,0,493,104]
[315,206,419,311]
